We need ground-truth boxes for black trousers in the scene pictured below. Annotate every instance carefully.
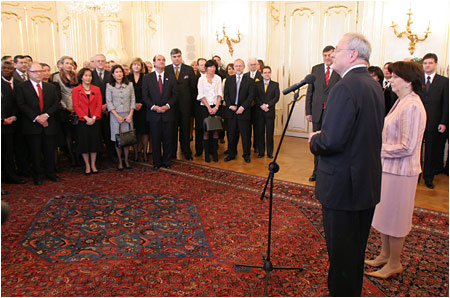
[422,130,445,182]
[312,121,322,176]
[321,206,375,297]
[2,133,18,179]
[251,104,259,150]
[13,129,30,175]
[150,120,175,167]
[194,103,204,155]
[26,134,56,179]
[226,116,251,157]
[257,111,275,156]
[173,110,192,158]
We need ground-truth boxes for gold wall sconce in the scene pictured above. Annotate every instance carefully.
[391,8,431,55]
[216,25,242,57]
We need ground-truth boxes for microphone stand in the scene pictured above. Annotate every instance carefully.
[235,90,303,296]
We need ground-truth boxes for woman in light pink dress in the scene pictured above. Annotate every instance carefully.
[365,61,427,279]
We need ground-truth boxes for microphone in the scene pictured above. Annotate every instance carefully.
[282,74,316,95]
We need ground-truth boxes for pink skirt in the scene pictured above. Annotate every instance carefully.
[371,172,419,237]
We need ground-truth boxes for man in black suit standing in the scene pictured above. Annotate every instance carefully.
[15,62,61,185]
[91,53,115,160]
[194,58,207,157]
[213,55,227,80]
[418,53,449,189]
[1,61,25,184]
[143,54,178,170]
[309,33,384,296]
[13,55,28,83]
[305,45,341,182]
[223,59,254,163]
[382,62,398,116]
[244,57,263,154]
[165,48,196,161]
[255,66,280,158]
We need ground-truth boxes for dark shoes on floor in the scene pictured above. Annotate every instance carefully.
[309,174,316,182]
[224,155,235,162]
[425,180,435,189]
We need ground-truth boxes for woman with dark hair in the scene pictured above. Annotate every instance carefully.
[365,61,427,279]
[226,63,235,77]
[196,60,223,162]
[106,65,136,170]
[257,59,264,72]
[368,66,384,86]
[72,68,103,174]
[53,56,79,166]
[128,57,150,162]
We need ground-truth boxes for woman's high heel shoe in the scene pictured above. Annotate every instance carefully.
[365,265,403,279]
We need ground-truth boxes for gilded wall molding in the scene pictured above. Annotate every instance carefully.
[290,7,314,17]
[324,5,352,16]
[31,15,53,24]
[1,11,21,20]
[1,2,20,7]
[147,14,157,35]
[1,10,24,53]
[270,2,280,25]
[30,3,53,12]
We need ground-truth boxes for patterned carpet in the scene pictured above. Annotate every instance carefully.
[1,160,448,296]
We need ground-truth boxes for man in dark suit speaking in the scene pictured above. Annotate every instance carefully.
[305,45,341,181]
[309,33,385,296]
[15,62,61,185]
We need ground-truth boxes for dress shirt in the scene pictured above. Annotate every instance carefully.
[250,71,257,79]
[150,70,170,111]
[324,64,334,77]
[96,69,104,80]
[16,69,27,80]
[173,64,180,74]
[2,76,14,90]
[197,74,223,106]
[342,64,367,78]
[30,80,49,120]
[424,72,436,84]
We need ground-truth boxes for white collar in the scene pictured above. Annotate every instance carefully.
[425,72,436,82]
[342,64,367,78]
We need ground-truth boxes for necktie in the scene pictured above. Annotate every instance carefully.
[383,80,388,89]
[22,74,26,81]
[235,75,241,105]
[158,74,163,93]
[175,67,179,80]
[251,73,254,80]
[264,82,268,92]
[8,81,13,91]
[325,66,330,86]
[425,76,431,93]
[99,71,103,80]
[37,84,44,112]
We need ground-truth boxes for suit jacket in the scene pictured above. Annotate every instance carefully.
[13,70,26,83]
[91,69,111,104]
[15,80,60,135]
[165,64,197,115]
[243,71,263,83]
[142,72,178,122]
[1,79,19,134]
[310,67,385,211]
[216,67,227,80]
[223,74,254,120]
[383,85,398,116]
[306,63,341,123]
[381,92,426,176]
[418,74,449,131]
[255,80,280,119]
[72,84,103,120]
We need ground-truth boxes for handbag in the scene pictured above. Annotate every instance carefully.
[203,115,223,131]
[115,121,137,148]
[68,112,79,126]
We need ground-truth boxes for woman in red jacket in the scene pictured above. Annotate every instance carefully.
[72,68,103,175]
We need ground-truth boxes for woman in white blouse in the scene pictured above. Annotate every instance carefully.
[197,60,223,162]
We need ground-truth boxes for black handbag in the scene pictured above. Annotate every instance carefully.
[115,122,137,148]
[203,115,223,131]
[68,112,79,126]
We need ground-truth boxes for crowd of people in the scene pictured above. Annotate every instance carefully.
[1,32,449,297]
[1,50,280,183]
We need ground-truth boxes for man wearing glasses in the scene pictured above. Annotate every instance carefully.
[15,63,60,185]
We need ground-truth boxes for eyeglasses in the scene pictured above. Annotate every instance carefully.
[335,48,353,53]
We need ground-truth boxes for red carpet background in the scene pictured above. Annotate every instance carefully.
[1,161,448,296]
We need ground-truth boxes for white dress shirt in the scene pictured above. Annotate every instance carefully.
[197,74,223,106]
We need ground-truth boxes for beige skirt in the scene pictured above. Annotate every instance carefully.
[371,172,419,237]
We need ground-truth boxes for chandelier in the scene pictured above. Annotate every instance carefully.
[66,1,120,17]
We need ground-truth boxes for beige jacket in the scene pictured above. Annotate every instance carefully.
[381,92,426,176]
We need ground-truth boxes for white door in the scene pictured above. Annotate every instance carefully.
[282,2,357,138]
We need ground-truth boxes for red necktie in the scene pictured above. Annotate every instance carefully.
[158,74,163,94]
[37,83,44,112]
[325,66,330,86]
[8,81,13,91]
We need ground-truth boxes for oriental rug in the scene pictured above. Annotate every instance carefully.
[1,161,448,296]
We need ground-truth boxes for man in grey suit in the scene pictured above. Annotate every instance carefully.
[309,33,384,296]
[306,45,341,181]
